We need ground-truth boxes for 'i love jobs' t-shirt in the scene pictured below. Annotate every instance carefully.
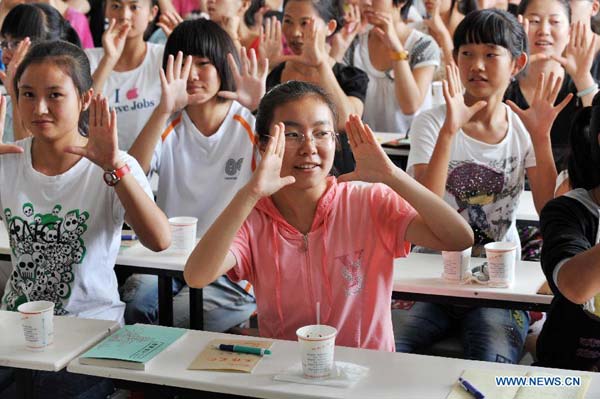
[86,43,164,151]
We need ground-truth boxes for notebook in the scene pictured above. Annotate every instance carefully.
[79,324,187,370]
[188,339,274,373]
[447,369,591,399]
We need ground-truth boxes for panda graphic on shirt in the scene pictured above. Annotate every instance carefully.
[2,202,88,314]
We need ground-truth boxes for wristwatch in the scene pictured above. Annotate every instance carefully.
[103,164,131,186]
[390,50,409,61]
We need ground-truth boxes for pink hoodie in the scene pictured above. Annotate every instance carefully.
[227,177,417,351]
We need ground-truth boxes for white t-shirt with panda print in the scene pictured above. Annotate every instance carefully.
[0,138,153,324]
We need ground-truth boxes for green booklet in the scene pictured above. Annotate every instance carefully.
[79,324,187,370]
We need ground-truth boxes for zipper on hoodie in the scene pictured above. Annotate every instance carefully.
[303,233,317,320]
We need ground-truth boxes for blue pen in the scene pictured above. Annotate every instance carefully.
[458,377,485,399]
[121,234,137,240]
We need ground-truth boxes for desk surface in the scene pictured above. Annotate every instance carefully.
[0,310,119,372]
[0,222,189,271]
[394,253,551,306]
[68,328,599,399]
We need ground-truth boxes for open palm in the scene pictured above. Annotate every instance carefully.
[218,48,268,111]
[506,72,572,143]
[442,64,487,134]
[0,96,23,155]
[338,115,395,184]
[158,51,191,115]
[246,123,295,198]
[65,95,120,170]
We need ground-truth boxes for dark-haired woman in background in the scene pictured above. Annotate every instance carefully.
[504,0,597,172]
[266,0,369,174]
[345,0,440,135]
[537,92,600,371]
[0,3,82,142]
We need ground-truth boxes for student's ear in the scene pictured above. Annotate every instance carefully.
[593,0,600,17]
[511,52,528,78]
[326,19,337,36]
[149,4,159,22]
[240,0,251,15]
[81,89,93,111]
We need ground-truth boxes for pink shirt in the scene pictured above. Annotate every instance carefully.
[227,178,417,351]
[65,8,94,49]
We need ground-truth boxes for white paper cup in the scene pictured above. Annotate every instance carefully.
[168,217,197,253]
[17,301,55,350]
[484,242,518,287]
[442,247,472,282]
[296,324,337,378]
[431,81,445,106]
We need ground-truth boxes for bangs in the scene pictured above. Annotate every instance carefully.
[163,19,239,93]
[1,5,45,39]
[453,9,527,58]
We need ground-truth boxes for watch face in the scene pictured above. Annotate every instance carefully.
[103,171,118,186]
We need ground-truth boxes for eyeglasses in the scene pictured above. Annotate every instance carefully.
[284,131,337,148]
[0,39,22,52]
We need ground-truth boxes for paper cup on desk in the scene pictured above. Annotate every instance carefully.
[485,242,518,287]
[296,325,337,378]
[168,217,197,253]
[17,300,54,350]
[442,247,472,282]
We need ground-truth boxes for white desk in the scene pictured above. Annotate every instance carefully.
[0,310,118,398]
[393,253,551,311]
[0,224,202,329]
[517,190,538,222]
[68,329,599,399]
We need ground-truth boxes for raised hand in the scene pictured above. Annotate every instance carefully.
[102,18,130,61]
[338,114,396,184]
[0,38,31,99]
[364,8,403,52]
[506,72,573,143]
[330,3,364,61]
[551,21,596,80]
[217,48,268,111]
[246,123,295,198]
[156,10,183,37]
[258,16,293,68]
[0,96,23,155]
[65,95,121,170]
[292,18,329,67]
[157,51,192,115]
[251,5,270,35]
[441,64,487,135]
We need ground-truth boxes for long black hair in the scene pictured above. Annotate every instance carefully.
[1,3,81,48]
[453,8,528,60]
[568,93,600,190]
